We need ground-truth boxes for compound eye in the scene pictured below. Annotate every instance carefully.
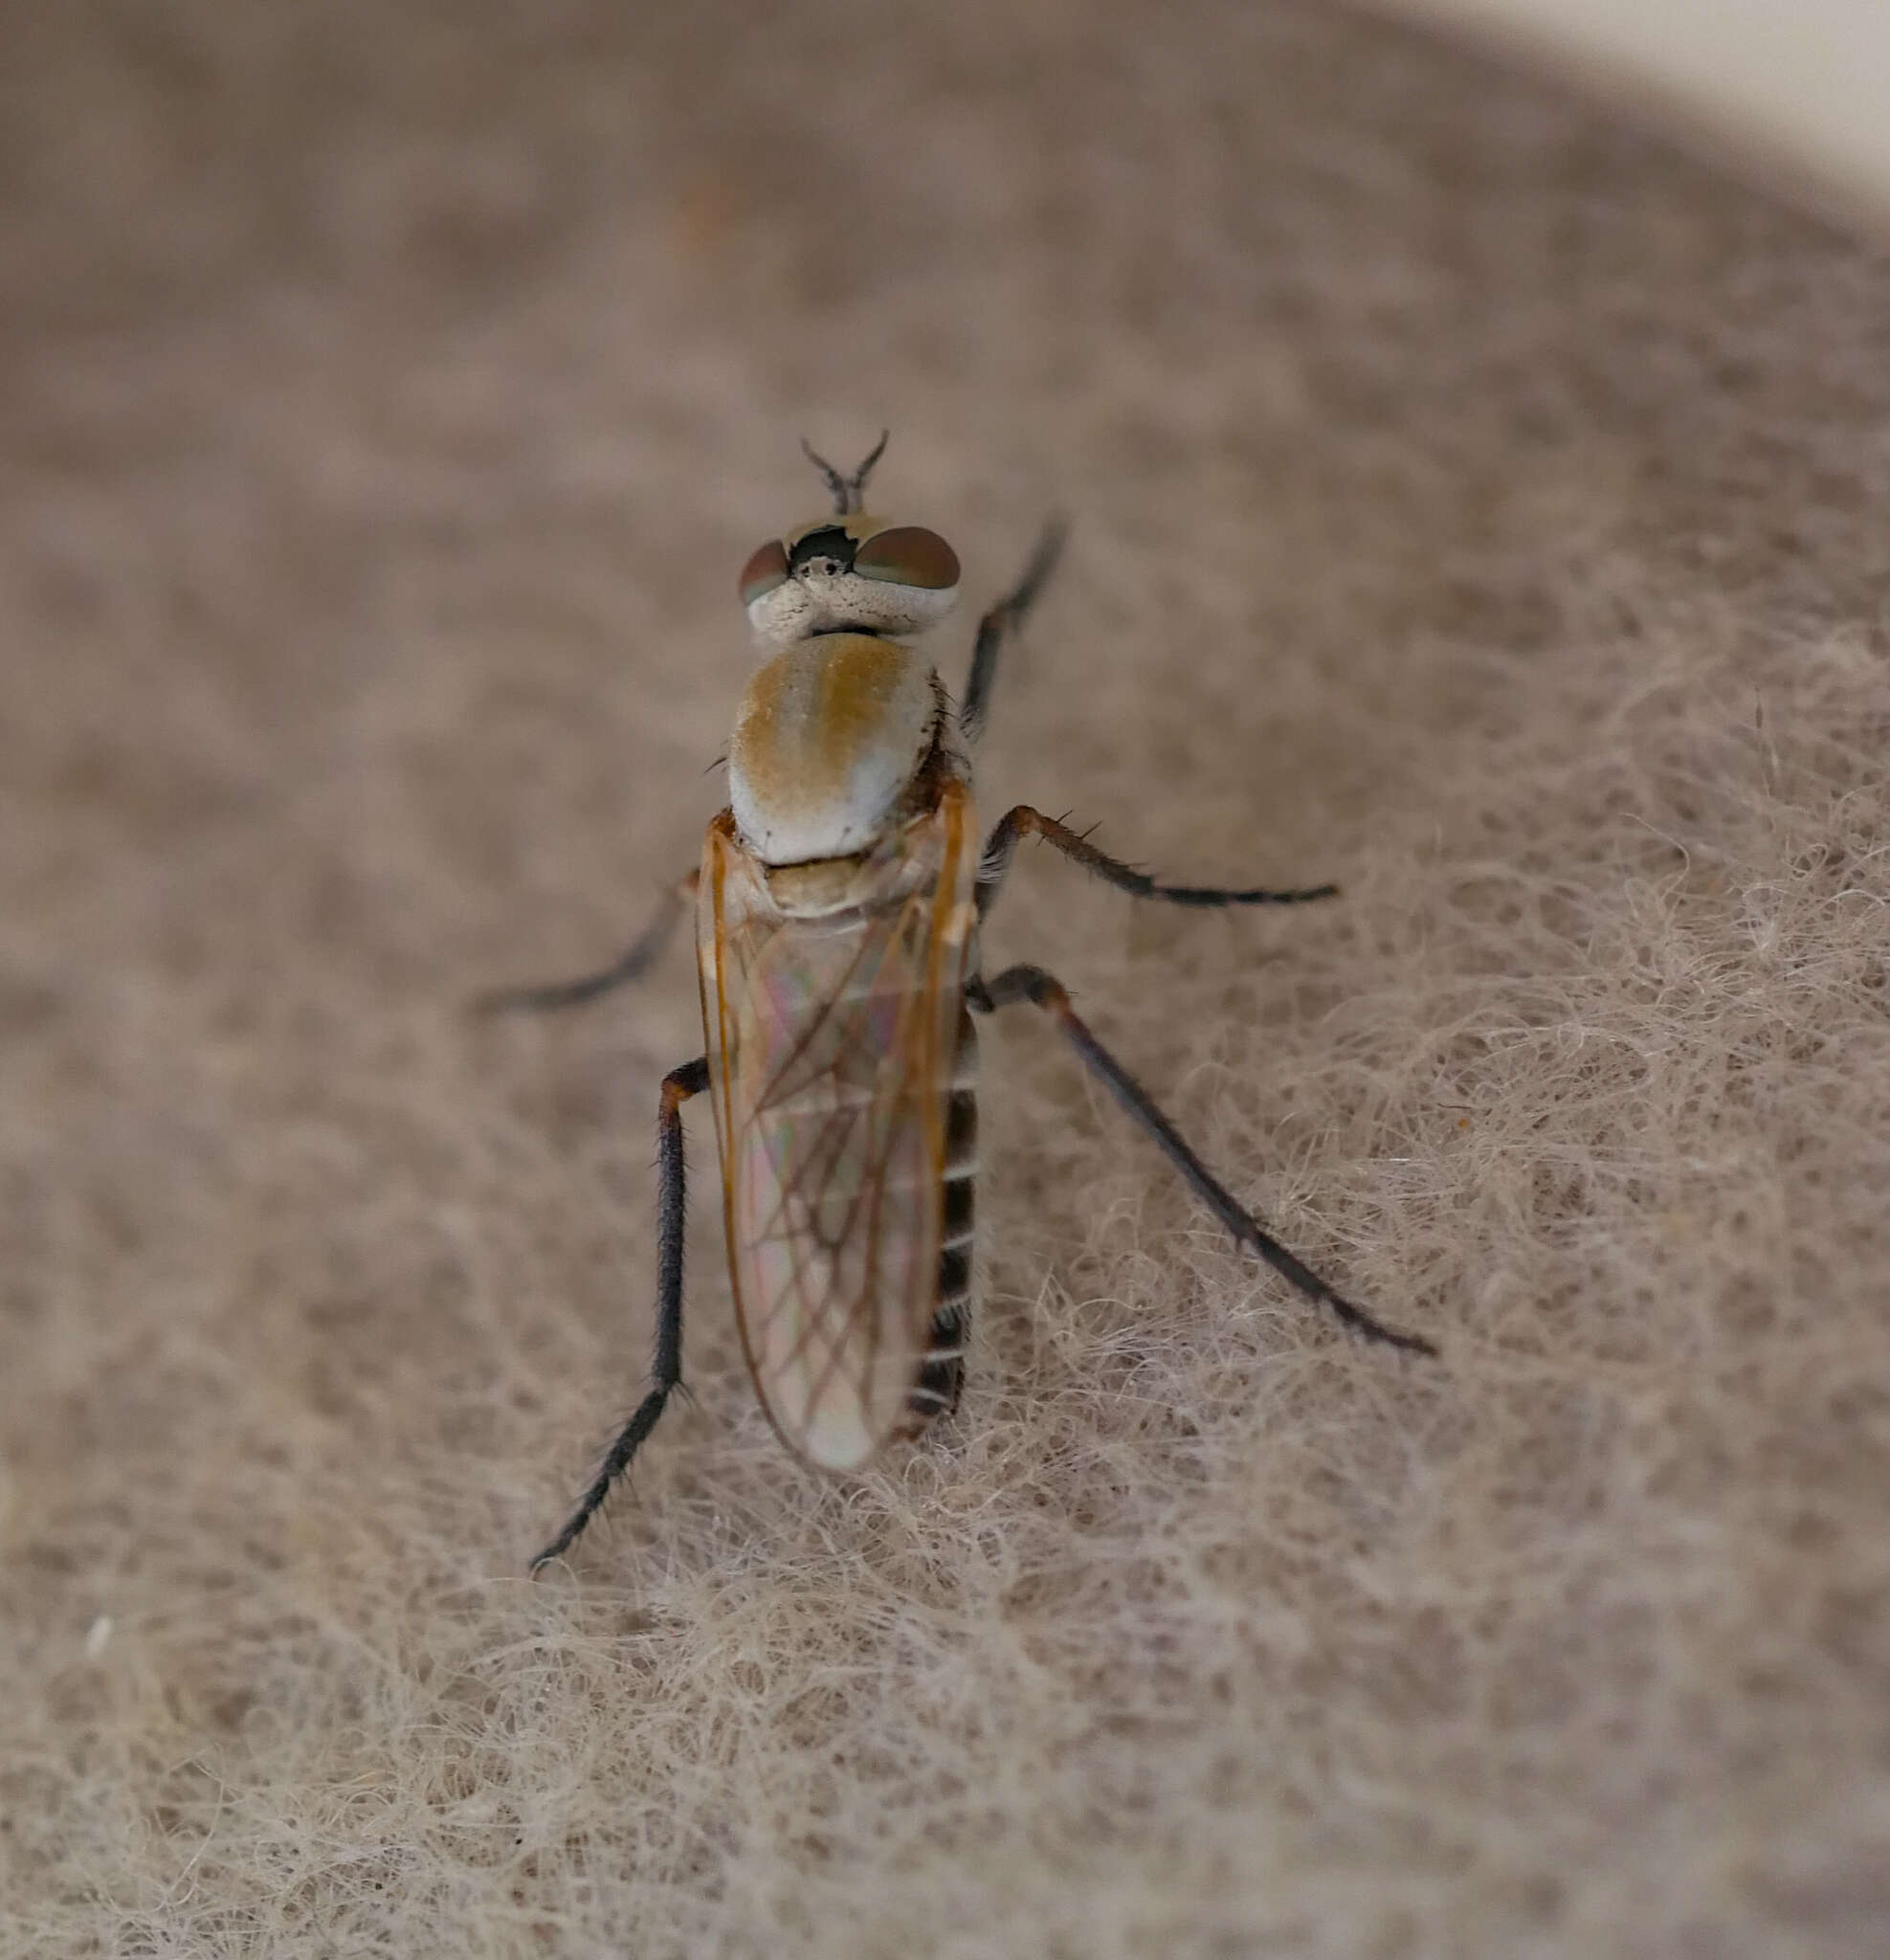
[852,526,960,590]
[739,538,790,605]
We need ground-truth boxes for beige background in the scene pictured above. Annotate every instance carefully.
[1396,0,1890,226]
[4,2,1888,1954]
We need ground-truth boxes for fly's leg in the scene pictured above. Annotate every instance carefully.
[530,1054,710,1571]
[967,964,1434,1356]
[976,807,1338,924]
[476,870,698,1015]
[959,520,1068,746]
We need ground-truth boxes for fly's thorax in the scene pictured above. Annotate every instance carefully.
[740,512,960,650]
[728,634,949,873]
[762,857,863,916]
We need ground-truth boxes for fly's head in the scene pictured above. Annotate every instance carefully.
[739,435,961,650]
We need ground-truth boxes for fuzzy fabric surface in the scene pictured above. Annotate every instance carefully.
[5,3,1889,1954]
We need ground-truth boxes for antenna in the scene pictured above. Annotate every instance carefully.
[799,431,891,514]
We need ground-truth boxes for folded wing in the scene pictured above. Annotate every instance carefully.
[698,784,975,1470]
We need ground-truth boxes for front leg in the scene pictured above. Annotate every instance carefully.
[975,806,1339,924]
[958,522,1068,746]
[967,964,1432,1355]
[530,1054,710,1570]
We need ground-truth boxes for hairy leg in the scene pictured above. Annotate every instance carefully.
[975,804,1339,923]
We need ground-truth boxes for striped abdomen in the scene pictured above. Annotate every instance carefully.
[906,1005,978,1428]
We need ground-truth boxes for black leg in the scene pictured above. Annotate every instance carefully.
[976,806,1338,924]
[530,1054,711,1571]
[476,872,697,1015]
[959,520,1068,746]
[967,964,1434,1356]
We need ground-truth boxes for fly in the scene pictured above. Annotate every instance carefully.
[484,434,1434,1570]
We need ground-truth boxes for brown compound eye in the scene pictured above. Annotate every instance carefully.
[852,526,960,590]
[739,538,790,606]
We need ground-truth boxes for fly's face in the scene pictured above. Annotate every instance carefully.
[739,513,962,650]
[740,430,960,652]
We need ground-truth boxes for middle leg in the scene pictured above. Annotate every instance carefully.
[976,805,1339,923]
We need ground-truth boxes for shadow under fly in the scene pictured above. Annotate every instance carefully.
[482,435,1434,1570]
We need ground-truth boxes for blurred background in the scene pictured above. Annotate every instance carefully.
[1398,0,1890,227]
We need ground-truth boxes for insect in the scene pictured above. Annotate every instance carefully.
[485,435,1434,1570]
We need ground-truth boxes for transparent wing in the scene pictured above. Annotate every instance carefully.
[698,783,975,1470]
